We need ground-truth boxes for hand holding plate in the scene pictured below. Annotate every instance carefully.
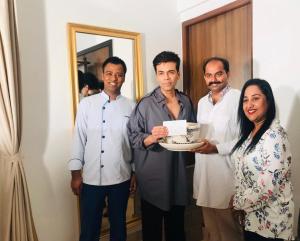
[190,139,217,154]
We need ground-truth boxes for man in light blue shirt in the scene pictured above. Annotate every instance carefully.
[69,56,136,241]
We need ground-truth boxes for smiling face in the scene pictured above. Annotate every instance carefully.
[156,61,180,93]
[243,85,268,124]
[102,63,125,98]
[204,60,229,94]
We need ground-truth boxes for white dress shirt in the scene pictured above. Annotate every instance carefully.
[193,87,240,208]
[68,91,135,186]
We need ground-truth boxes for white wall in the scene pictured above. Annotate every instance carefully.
[178,0,300,234]
[252,0,300,232]
[16,0,181,240]
[77,34,134,99]
[16,0,300,240]
[178,0,236,22]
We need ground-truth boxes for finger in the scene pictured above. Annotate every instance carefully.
[73,185,82,195]
[130,188,136,195]
[72,188,79,195]
[204,140,210,146]
[130,186,136,195]
[190,147,200,152]
[157,128,167,135]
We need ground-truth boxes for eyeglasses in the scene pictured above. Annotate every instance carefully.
[204,71,226,80]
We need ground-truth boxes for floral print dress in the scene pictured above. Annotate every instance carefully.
[233,120,294,240]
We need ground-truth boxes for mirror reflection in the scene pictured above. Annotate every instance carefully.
[76,33,136,101]
[67,23,143,237]
[68,23,143,117]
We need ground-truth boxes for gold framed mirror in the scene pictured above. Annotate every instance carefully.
[67,22,143,121]
[67,22,143,237]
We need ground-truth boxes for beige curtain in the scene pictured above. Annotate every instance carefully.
[0,0,38,240]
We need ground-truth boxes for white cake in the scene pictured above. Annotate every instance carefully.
[168,122,201,144]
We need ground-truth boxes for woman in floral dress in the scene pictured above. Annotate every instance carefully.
[231,79,294,241]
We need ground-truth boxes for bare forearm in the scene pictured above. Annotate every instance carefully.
[71,170,82,179]
[143,135,157,147]
[210,144,218,154]
[71,170,82,195]
[143,126,168,147]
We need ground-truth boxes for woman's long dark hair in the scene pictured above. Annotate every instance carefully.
[232,79,276,154]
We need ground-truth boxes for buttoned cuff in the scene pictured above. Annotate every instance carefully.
[68,158,83,170]
[216,143,229,155]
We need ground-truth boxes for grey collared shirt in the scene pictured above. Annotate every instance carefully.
[69,91,135,186]
[127,87,196,211]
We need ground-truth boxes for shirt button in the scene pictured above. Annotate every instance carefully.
[103,120,106,123]
[102,106,105,110]
[102,136,105,138]
[101,165,104,168]
[101,150,104,153]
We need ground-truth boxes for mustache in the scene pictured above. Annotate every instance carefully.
[208,81,222,86]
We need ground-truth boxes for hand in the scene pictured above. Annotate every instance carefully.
[144,126,168,147]
[190,139,218,154]
[232,209,246,227]
[129,173,137,195]
[228,195,234,208]
[229,195,246,226]
[151,126,168,142]
[71,170,82,196]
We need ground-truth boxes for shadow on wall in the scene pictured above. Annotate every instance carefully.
[277,86,300,237]
[16,0,51,239]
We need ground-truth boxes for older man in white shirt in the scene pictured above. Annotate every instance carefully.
[68,56,135,241]
[191,57,243,241]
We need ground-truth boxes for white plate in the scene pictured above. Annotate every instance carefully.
[159,141,204,152]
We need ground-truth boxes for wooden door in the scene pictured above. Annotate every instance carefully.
[181,2,252,240]
[182,0,252,107]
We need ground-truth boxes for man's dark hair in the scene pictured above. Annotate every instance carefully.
[78,70,85,92]
[102,56,127,74]
[153,51,180,72]
[232,78,276,154]
[83,72,103,90]
[202,57,230,73]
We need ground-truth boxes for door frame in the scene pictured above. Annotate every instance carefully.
[182,0,252,92]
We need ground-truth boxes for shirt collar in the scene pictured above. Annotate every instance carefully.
[271,119,280,128]
[152,87,181,104]
[153,87,165,103]
[101,91,122,101]
[208,85,231,104]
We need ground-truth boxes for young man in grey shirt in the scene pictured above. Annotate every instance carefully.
[128,51,195,241]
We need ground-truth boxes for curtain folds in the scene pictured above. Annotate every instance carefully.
[0,0,38,240]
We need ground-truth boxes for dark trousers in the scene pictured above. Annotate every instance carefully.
[79,181,130,241]
[244,231,284,241]
[141,199,186,241]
